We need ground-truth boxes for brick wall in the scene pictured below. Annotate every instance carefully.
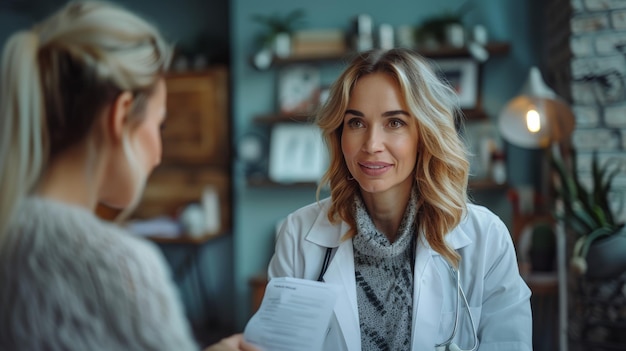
[556,0,626,222]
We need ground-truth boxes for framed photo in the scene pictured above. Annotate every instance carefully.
[277,65,321,115]
[268,123,327,183]
[319,85,331,106]
[434,58,479,109]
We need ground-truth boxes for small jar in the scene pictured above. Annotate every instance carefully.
[491,151,507,184]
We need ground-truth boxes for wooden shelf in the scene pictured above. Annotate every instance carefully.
[265,41,510,68]
[271,52,350,66]
[253,113,312,124]
[418,41,510,59]
[247,176,320,188]
[253,106,489,125]
[461,108,488,121]
[468,179,508,191]
[147,230,229,245]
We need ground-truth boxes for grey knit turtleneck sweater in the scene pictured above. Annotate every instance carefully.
[352,189,418,351]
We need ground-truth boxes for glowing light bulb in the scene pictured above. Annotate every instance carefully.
[526,109,541,133]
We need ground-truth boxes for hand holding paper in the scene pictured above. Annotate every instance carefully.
[243,277,339,351]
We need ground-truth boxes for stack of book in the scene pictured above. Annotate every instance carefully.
[290,29,347,58]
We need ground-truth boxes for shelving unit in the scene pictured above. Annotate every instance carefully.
[245,42,511,189]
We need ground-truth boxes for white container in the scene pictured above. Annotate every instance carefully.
[445,23,465,48]
[273,32,291,58]
[202,186,221,235]
[378,23,394,50]
[472,25,488,45]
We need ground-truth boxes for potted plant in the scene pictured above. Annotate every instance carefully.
[551,149,626,279]
[251,9,305,58]
[414,2,472,49]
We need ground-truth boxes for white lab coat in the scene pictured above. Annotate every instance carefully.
[268,198,533,351]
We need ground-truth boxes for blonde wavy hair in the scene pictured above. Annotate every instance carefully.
[0,0,171,236]
[316,48,469,267]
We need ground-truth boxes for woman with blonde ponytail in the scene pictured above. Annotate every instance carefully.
[0,2,257,351]
[268,48,532,350]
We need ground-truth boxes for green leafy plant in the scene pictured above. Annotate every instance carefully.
[415,2,472,45]
[251,9,306,47]
[551,149,624,274]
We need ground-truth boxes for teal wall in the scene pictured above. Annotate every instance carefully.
[231,0,543,328]
[0,0,229,64]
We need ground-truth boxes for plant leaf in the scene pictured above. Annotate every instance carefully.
[551,155,579,202]
[580,226,616,258]
[599,165,620,225]
[591,204,608,227]
[571,200,600,231]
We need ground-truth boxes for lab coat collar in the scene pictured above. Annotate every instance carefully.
[305,199,346,248]
[444,213,474,251]
[305,199,474,252]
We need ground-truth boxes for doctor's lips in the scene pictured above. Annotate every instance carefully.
[358,161,392,176]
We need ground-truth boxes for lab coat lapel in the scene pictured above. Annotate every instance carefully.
[411,236,444,350]
[322,239,361,351]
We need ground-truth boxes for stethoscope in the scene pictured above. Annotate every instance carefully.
[434,261,479,351]
[316,247,479,351]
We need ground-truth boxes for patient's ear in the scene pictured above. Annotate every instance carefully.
[106,91,134,141]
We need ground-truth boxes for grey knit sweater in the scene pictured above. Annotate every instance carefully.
[0,197,198,351]
[353,190,418,351]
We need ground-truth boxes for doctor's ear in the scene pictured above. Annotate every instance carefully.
[105,91,134,142]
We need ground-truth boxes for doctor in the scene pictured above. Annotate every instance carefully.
[268,48,532,351]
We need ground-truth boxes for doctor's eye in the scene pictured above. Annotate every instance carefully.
[346,118,365,129]
[387,119,406,129]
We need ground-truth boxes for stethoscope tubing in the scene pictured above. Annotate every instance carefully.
[434,262,479,351]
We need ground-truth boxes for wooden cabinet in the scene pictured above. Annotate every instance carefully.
[132,67,232,238]
[249,273,268,314]
[160,69,229,167]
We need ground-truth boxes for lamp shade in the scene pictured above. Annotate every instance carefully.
[498,67,575,149]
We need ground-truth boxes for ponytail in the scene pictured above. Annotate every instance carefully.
[0,31,46,237]
[0,1,172,238]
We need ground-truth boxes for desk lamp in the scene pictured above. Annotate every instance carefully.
[499,66,574,149]
[498,66,575,202]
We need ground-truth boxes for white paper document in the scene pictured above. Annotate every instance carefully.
[243,277,340,351]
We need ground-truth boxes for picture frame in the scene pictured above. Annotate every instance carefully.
[277,64,321,115]
[319,85,331,106]
[268,123,327,183]
[433,58,479,109]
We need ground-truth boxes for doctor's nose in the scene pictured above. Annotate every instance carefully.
[362,127,385,154]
